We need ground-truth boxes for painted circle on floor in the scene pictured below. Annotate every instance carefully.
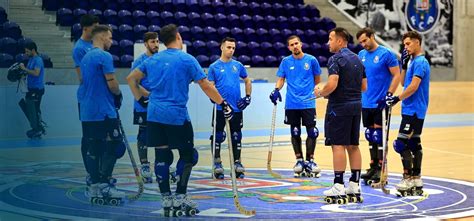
[0,162,473,220]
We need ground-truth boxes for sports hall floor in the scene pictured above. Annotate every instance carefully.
[0,82,472,220]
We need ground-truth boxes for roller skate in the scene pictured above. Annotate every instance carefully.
[411,176,424,196]
[140,163,153,183]
[234,161,245,179]
[293,160,305,177]
[88,183,101,204]
[96,178,125,206]
[369,168,386,187]
[361,165,377,185]
[26,126,46,139]
[303,160,321,178]
[162,193,174,217]
[345,181,363,203]
[172,194,199,217]
[84,174,92,197]
[395,174,414,197]
[213,160,224,179]
[323,183,348,204]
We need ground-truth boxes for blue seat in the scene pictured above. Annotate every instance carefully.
[251,55,264,67]
[321,43,330,58]
[284,3,296,17]
[105,1,120,11]
[260,41,273,57]
[88,9,102,21]
[236,41,248,55]
[173,0,187,12]
[199,1,213,14]
[240,14,252,28]
[321,17,336,31]
[186,0,200,13]
[311,42,322,56]
[253,15,265,29]
[260,3,272,16]
[119,24,133,41]
[227,14,240,27]
[215,13,228,27]
[217,26,230,40]
[236,2,249,16]
[265,55,278,67]
[192,40,206,55]
[183,40,192,53]
[201,13,215,28]
[249,2,261,16]
[16,37,33,54]
[90,1,106,11]
[73,8,87,24]
[74,0,90,11]
[281,28,292,39]
[146,0,160,12]
[196,54,209,67]
[190,26,204,40]
[120,54,134,68]
[148,25,160,33]
[224,2,238,15]
[56,8,74,26]
[0,53,14,67]
[304,29,317,43]
[268,28,281,43]
[117,0,133,11]
[247,41,261,55]
[0,37,17,55]
[160,0,174,12]
[133,25,147,41]
[237,55,250,66]
[294,29,304,40]
[147,11,161,26]
[300,16,311,30]
[104,9,119,26]
[42,0,60,11]
[311,17,323,30]
[256,28,269,43]
[161,11,175,25]
[315,29,328,44]
[213,1,225,14]
[118,10,133,25]
[178,25,190,41]
[133,10,148,26]
[274,42,287,57]
[15,53,28,64]
[206,40,220,56]
[112,54,120,67]
[277,16,289,30]
[243,28,256,43]
[0,7,7,24]
[188,12,201,27]
[272,3,284,16]
[303,4,320,18]
[3,21,22,40]
[174,11,188,25]
[71,23,82,41]
[40,53,53,68]
[231,27,244,42]
[132,0,146,11]
[203,26,218,41]
[209,54,220,63]
[120,39,134,56]
[108,24,119,38]
[317,56,328,67]
[265,15,276,30]
[289,16,299,29]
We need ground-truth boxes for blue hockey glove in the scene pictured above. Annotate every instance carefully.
[237,95,251,110]
[269,88,282,105]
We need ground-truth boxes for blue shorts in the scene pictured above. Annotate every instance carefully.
[324,113,361,146]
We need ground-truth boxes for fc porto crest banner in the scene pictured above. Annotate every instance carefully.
[405,0,441,34]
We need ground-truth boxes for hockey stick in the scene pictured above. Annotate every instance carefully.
[211,104,217,179]
[267,104,282,179]
[117,113,144,200]
[225,118,256,216]
[371,106,391,194]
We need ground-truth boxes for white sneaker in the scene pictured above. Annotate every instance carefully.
[323,183,346,197]
[345,181,361,195]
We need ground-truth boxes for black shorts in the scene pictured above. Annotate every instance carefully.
[133,110,147,125]
[284,108,316,127]
[147,121,194,149]
[362,108,383,127]
[82,118,122,141]
[212,110,243,132]
[26,88,45,101]
[399,114,425,135]
[325,114,361,146]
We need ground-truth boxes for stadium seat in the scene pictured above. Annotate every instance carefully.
[72,8,87,24]
[160,11,175,25]
[243,28,256,42]
[256,28,269,43]
[109,40,120,56]
[201,12,215,28]
[260,41,274,57]
[133,10,147,26]
[260,3,272,16]
[227,14,240,28]
[231,27,244,42]
[0,37,17,55]
[133,25,147,41]
[173,0,187,12]
[265,15,277,30]
[253,15,265,29]
[274,42,287,57]
[132,0,146,11]
[147,25,160,33]
[175,11,188,25]
[146,0,160,12]
[103,9,119,26]
[147,11,161,26]
[15,53,28,64]
[71,23,82,41]
[196,54,209,67]
[317,55,328,67]
[120,39,134,56]
[268,28,281,43]
[203,26,218,41]
[251,55,264,67]
[240,14,252,29]
[206,40,220,56]
[213,1,225,14]
[236,41,249,55]
[192,40,206,55]
[215,13,228,27]
[56,8,74,26]
[249,2,261,16]
[88,9,102,21]
[118,10,133,25]
[119,24,133,41]
[190,26,204,40]
[160,0,174,12]
[120,54,134,67]
[247,41,261,55]
[217,26,230,40]
[112,54,120,67]
[209,54,220,63]
[3,21,22,39]
[237,55,250,65]
[178,25,190,41]
[224,2,238,15]
[237,2,249,16]
[187,12,201,27]
[264,55,278,67]
[315,29,329,44]
[277,16,289,30]
[40,53,53,68]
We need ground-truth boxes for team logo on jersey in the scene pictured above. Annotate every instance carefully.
[220,68,225,72]
[405,0,440,34]
[304,63,309,70]
[374,56,380,63]
[138,116,143,124]
[232,65,237,72]
[361,56,366,62]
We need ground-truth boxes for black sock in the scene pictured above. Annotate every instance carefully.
[350,169,361,183]
[334,171,344,184]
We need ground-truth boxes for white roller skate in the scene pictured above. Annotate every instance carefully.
[214,159,224,179]
[140,163,153,183]
[88,183,100,204]
[411,176,424,196]
[304,160,321,177]
[173,194,199,217]
[293,160,305,177]
[345,181,363,203]
[234,161,245,179]
[162,193,174,217]
[96,179,125,206]
[396,175,414,197]
[84,174,92,197]
[323,183,348,204]
[169,166,178,184]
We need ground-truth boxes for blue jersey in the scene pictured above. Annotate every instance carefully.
[79,48,117,121]
[132,53,152,113]
[208,59,248,112]
[138,48,206,125]
[327,48,365,116]
[359,46,399,108]
[72,38,93,104]
[26,55,45,89]
[276,54,321,109]
[402,55,430,119]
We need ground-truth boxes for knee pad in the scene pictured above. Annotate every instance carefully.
[137,126,147,145]
[306,126,319,138]
[372,128,383,146]
[176,148,198,176]
[408,136,422,152]
[115,140,126,159]
[211,131,226,143]
[291,125,301,137]
[231,131,242,143]
[154,149,173,183]
[364,128,374,143]
[393,139,407,154]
